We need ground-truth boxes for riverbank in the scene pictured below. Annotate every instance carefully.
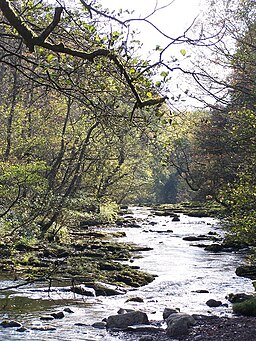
[116,315,256,341]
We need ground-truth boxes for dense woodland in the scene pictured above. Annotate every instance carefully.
[0,0,255,246]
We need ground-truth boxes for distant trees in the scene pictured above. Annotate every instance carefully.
[166,0,256,242]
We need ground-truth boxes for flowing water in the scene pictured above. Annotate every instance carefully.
[0,207,253,340]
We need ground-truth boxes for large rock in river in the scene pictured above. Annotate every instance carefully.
[106,311,149,330]
[166,313,195,337]
[236,265,256,279]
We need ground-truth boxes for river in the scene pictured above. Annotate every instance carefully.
[0,206,253,340]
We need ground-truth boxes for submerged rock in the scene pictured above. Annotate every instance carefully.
[183,236,209,242]
[106,311,149,330]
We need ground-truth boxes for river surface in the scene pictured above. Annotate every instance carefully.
[0,207,253,340]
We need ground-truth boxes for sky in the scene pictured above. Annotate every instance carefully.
[99,0,202,52]
[97,0,205,109]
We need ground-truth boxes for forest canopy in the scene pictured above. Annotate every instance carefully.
[0,0,255,245]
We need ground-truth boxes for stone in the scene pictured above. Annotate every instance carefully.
[40,315,55,321]
[51,311,65,319]
[206,299,222,307]
[125,297,144,303]
[172,215,180,222]
[227,293,253,303]
[82,282,125,296]
[63,307,74,313]
[205,244,223,252]
[70,284,96,296]
[236,266,256,279]
[183,236,209,241]
[0,320,22,328]
[163,308,179,320]
[166,313,196,337]
[106,311,149,330]
[92,321,107,329]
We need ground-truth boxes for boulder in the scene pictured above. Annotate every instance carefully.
[70,285,95,296]
[163,308,180,320]
[233,297,256,316]
[80,282,125,296]
[106,311,149,330]
[205,244,223,252]
[227,293,254,303]
[206,299,222,307]
[236,266,256,279]
[166,313,195,337]
[0,320,22,328]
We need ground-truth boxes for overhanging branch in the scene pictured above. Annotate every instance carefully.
[0,0,167,111]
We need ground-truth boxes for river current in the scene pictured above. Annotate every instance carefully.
[0,206,253,340]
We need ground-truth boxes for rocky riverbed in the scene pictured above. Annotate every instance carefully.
[0,205,255,340]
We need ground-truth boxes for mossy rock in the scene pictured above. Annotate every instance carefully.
[233,297,256,316]
[236,265,256,279]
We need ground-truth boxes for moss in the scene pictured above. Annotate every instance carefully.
[233,297,256,316]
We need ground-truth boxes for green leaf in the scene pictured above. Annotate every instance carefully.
[180,49,186,56]
[47,54,54,63]
[160,71,169,78]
